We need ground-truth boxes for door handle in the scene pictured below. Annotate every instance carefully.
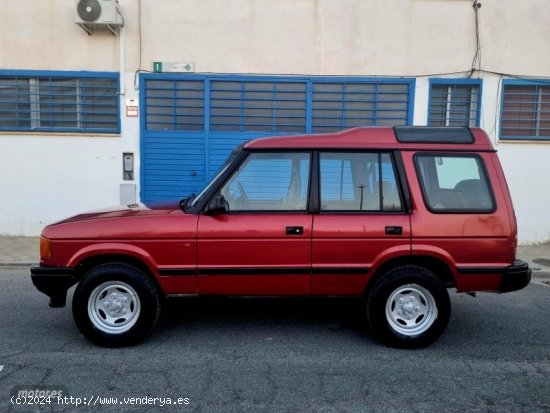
[385,226,403,235]
[286,226,304,236]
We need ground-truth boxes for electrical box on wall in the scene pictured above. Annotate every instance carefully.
[123,153,134,181]
[120,184,136,206]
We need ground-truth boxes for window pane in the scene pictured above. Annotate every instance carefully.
[501,84,550,138]
[0,74,118,132]
[220,152,310,211]
[415,155,494,212]
[0,78,30,128]
[312,82,410,132]
[145,79,204,131]
[320,152,402,212]
[429,83,479,127]
[80,78,118,130]
[210,81,306,132]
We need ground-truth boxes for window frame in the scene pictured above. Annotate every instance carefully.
[216,150,313,214]
[499,79,550,141]
[427,78,482,128]
[413,152,496,214]
[0,69,120,134]
[317,150,406,215]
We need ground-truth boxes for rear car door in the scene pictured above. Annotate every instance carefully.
[406,152,512,291]
[197,151,312,295]
[312,151,411,295]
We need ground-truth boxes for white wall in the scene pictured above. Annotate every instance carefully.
[418,74,550,244]
[0,72,141,235]
[0,0,549,242]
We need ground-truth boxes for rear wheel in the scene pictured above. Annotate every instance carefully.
[72,263,161,347]
[365,266,450,348]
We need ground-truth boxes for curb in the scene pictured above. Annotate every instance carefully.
[532,271,550,281]
[0,263,34,267]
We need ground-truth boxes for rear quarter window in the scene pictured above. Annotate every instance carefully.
[414,154,495,213]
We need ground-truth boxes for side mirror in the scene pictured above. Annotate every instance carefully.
[205,194,228,215]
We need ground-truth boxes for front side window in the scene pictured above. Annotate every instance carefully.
[220,152,310,212]
[415,155,494,213]
[320,152,403,212]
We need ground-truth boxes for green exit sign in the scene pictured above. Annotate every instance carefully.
[152,62,163,73]
[152,62,195,73]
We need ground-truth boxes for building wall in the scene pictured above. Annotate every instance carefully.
[0,0,549,242]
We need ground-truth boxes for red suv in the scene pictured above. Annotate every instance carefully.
[31,127,531,348]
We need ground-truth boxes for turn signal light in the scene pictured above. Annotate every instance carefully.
[40,236,52,260]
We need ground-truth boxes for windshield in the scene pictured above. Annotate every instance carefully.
[189,148,241,209]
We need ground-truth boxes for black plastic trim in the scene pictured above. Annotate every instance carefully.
[457,267,504,274]
[30,265,77,308]
[198,267,370,276]
[199,268,311,276]
[392,151,412,213]
[457,260,532,293]
[500,259,532,293]
[311,267,370,275]
[394,126,475,144]
[308,150,320,214]
[159,269,196,276]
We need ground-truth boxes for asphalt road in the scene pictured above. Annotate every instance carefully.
[0,266,549,413]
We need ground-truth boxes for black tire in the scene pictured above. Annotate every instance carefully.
[72,262,161,347]
[365,266,451,349]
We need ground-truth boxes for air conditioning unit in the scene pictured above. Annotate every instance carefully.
[75,0,123,35]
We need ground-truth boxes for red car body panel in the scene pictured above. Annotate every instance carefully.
[197,214,312,295]
[311,214,411,295]
[34,126,529,303]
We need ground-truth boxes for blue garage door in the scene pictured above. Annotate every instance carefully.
[140,74,415,202]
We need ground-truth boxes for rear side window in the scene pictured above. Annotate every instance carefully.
[320,152,403,212]
[415,154,494,213]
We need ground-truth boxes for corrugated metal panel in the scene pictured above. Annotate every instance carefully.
[141,133,206,201]
[141,74,414,202]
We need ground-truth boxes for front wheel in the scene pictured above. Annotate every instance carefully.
[365,266,451,349]
[72,263,161,347]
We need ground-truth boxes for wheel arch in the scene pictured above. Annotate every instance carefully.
[72,254,163,298]
[365,255,456,297]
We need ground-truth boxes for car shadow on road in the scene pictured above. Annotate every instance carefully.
[157,296,373,343]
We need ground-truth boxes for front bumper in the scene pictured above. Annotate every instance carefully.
[500,259,532,293]
[31,265,78,308]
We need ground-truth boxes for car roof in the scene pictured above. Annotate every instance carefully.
[244,127,495,151]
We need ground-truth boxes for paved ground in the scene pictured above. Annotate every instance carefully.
[0,237,39,265]
[0,265,549,412]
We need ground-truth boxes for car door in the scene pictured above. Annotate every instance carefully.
[197,151,313,295]
[312,151,411,295]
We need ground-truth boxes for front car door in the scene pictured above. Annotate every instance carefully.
[197,151,312,295]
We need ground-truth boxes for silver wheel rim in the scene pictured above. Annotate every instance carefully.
[88,281,141,334]
[385,283,438,336]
